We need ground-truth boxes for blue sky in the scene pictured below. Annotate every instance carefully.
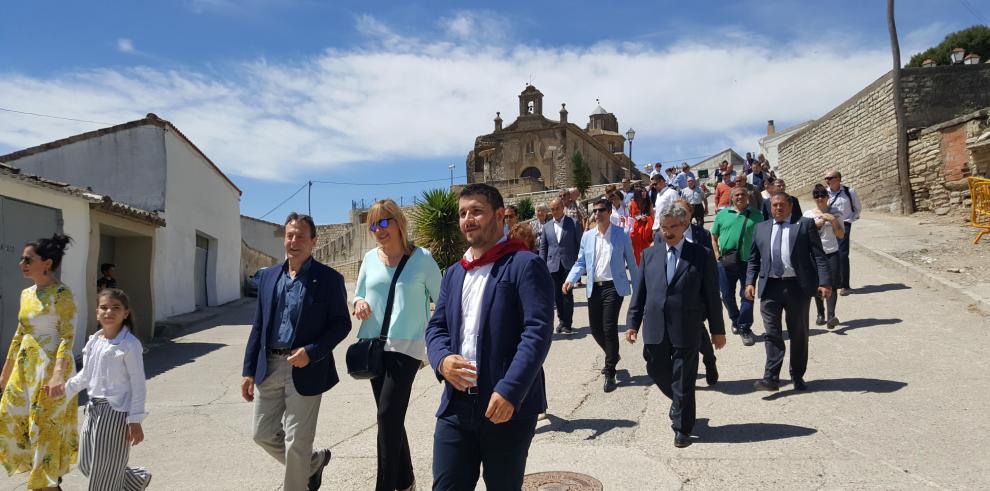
[0,1,984,223]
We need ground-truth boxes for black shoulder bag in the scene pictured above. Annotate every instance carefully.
[346,253,410,380]
[718,209,750,270]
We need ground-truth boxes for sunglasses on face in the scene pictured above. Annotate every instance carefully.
[592,208,610,214]
[369,218,392,232]
[19,256,32,265]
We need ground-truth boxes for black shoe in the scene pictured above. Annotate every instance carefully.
[740,331,756,346]
[555,324,564,334]
[674,432,692,448]
[753,379,779,391]
[705,364,719,386]
[731,325,740,335]
[815,314,826,326]
[308,448,332,490]
[600,367,607,374]
[826,317,840,330]
[562,326,574,335]
[603,375,617,393]
[793,378,807,391]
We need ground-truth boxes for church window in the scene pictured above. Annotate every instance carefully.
[526,140,535,155]
[527,101,535,114]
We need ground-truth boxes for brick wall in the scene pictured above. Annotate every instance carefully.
[777,74,901,211]
[908,114,988,214]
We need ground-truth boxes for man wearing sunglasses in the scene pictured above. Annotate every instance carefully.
[563,198,640,393]
[823,170,861,296]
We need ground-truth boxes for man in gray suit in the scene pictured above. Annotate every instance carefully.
[745,193,831,392]
[626,205,725,448]
[540,198,581,334]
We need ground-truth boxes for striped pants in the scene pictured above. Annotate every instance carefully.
[79,399,152,491]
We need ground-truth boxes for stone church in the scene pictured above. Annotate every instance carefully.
[466,85,636,194]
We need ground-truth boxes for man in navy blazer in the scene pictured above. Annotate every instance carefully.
[563,197,640,393]
[241,213,352,491]
[540,197,581,333]
[746,193,831,392]
[426,184,554,490]
[674,199,721,387]
[626,204,725,448]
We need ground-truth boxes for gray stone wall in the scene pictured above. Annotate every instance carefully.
[901,64,990,130]
[909,115,987,214]
[777,75,902,212]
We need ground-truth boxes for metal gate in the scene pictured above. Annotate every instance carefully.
[0,196,63,354]
[194,234,209,309]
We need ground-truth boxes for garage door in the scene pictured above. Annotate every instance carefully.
[0,197,63,354]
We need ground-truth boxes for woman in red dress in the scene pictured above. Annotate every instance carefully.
[628,187,654,265]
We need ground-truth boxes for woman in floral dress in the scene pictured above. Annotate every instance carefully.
[0,234,77,490]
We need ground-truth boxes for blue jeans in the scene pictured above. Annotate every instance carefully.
[717,262,754,332]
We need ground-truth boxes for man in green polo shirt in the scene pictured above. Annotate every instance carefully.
[710,187,764,346]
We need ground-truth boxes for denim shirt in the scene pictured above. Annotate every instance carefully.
[269,258,312,349]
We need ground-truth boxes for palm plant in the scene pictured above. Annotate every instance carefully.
[516,198,535,221]
[412,188,465,272]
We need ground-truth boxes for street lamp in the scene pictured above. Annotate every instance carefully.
[921,58,937,67]
[950,47,966,64]
[448,164,455,188]
[625,128,636,177]
[964,53,981,65]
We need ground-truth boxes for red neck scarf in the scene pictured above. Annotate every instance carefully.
[460,239,529,271]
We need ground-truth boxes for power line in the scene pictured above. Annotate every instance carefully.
[311,176,467,186]
[956,0,988,24]
[0,106,114,126]
[258,182,308,219]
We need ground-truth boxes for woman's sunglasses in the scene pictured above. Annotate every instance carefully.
[369,218,392,232]
[18,256,32,265]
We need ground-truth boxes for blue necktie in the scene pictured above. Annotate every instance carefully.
[771,222,785,277]
[666,246,678,284]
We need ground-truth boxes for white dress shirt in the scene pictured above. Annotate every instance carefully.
[770,221,797,278]
[552,217,564,242]
[664,238,685,284]
[458,236,506,369]
[827,186,862,223]
[65,327,147,423]
[593,227,614,282]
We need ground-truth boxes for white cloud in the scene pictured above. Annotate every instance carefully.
[116,38,137,54]
[0,14,902,182]
[439,10,510,43]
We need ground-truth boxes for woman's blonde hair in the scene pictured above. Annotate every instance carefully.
[367,199,415,255]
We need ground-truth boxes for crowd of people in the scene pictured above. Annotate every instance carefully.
[0,155,863,490]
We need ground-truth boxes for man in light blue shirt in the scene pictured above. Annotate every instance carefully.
[674,162,696,190]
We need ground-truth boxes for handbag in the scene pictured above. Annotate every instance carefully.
[346,253,411,380]
[719,209,750,269]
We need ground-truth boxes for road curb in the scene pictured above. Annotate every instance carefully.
[851,240,989,316]
[153,297,253,340]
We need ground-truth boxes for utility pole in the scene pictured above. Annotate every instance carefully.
[448,164,456,189]
[888,0,914,214]
[307,180,312,216]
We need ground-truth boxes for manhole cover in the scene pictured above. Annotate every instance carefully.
[522,471,603,490]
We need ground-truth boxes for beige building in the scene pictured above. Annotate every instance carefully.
[466,85,637,194]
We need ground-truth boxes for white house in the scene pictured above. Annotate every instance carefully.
[0,114,242,324]
[690,148,745,186]
[758,120,815,171]
[0,163,164,351]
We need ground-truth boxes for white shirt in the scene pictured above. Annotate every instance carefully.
[827,185,862,223]
[804,209,839,254]
[65,328,147,423]
[552,217,564,242]
[593,227,614,282]
[770,221,797,278]
[664,238,685,283]
[610,203,631,233]
[681,187,704,205]
[683,224,694,243]
[652,187,680,230]
[458,236,506,367]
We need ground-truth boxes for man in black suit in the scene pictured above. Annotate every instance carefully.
[626,204,726,448]
[745,193,831,392]
[540,197,581,334]
[674,199,719,387]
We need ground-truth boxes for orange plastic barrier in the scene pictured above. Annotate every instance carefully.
[969,176,990,244]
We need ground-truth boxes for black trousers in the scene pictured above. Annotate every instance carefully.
[699,328,716,367]
[550,269,574,328]
[692,204,705,227]
[759,278,811,382]
[837,222,852,289]
[588,281,623,375]
[644,339,699,434]
[370,351,421,491]
[432,397,537,491]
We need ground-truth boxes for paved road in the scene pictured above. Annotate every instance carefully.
[3,249,989,490]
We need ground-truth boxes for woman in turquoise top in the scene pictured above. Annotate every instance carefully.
[352,199,440,491]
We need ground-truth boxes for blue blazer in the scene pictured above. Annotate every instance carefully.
[242,259,352,396]
[539,216,580,273]
[425,251,554,419]
[566,225,640,297]
[746,217,830,298]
